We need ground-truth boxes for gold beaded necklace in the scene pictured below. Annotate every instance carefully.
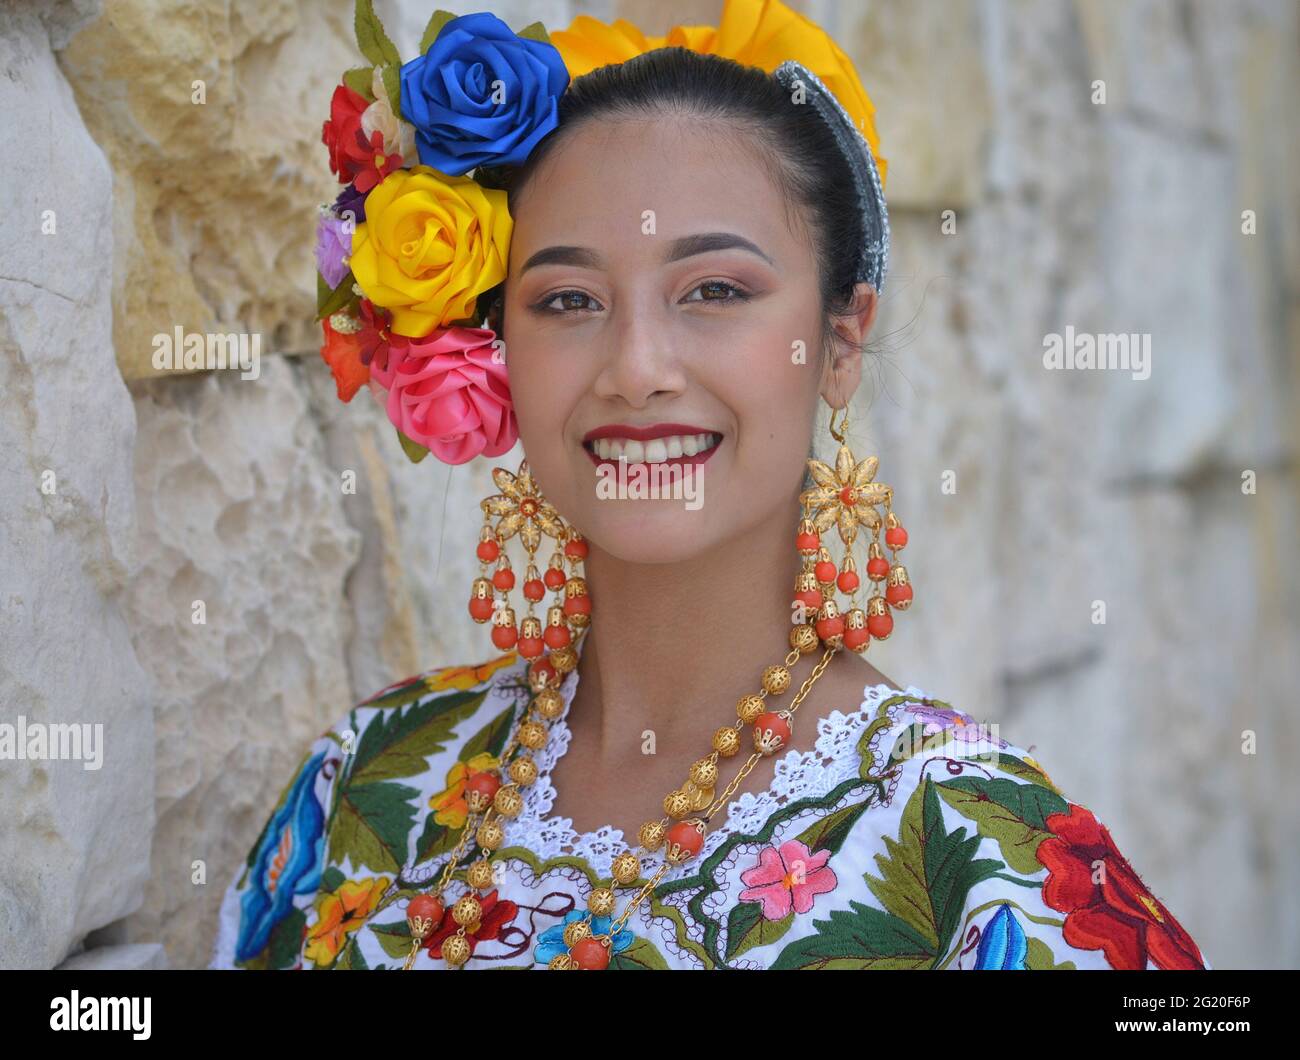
[401,625,841,970]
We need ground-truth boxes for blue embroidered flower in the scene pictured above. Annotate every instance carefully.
[399,12,569,176]
[534,911,636,966]
[974,903,1028,969]
[235,750,329,962]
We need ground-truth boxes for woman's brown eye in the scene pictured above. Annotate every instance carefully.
[536,290,602,313]
[685,280,749,303]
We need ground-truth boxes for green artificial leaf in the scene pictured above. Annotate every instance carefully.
[418,10,457,53]
[769,900,936,970]
[328,781,420,874]
[725,903,794,961]
[608,937,670,970]
[342,65,376,100]
[348,688,485,785]
[397,430,429,464]
[316,270,358,321]
[864,776,1003,956]
[380,63,401,119]
[935,775,1069,875]
[354,0,401,67]
[515,21,551,44]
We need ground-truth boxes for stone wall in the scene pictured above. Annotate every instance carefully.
[0,0,1295,970]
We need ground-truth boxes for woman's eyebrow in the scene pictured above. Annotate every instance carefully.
[518,232,773,275]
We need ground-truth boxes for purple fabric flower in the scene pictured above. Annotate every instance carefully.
[315,211,352,289]
[334,183,366,226]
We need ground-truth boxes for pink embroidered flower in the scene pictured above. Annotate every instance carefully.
[369,325,517,464]
[738,839,837,921]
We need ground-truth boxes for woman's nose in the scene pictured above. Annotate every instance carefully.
[590,295,689,407]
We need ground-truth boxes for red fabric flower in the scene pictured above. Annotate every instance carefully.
[1037,803,1205,970]
[351,130,403,194]
[423,889,518,958]
[319,301,391,402]
[321,84,371,184]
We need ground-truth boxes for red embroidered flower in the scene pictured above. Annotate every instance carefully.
[738,839,838,920]
[1037,803,1204,970]
[423,888,518,959]
[322,84,371,183]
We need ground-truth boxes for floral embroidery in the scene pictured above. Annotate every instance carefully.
[973,904,1028,970]
[304,876,390,967]
[423,889,518,959]
[533,912,635,966]
[1037,803,1205,970]
[738,839,838,920]
[429,752,499,827]
[424,653,518,693]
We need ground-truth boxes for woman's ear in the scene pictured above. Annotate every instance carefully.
[819,282,878,408]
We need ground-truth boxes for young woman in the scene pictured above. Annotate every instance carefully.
[211,5,1207,972]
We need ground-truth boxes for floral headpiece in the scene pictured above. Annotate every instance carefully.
[317,0,888,466]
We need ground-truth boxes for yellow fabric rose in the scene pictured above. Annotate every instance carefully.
[551,0,887,188]
[348,165,512,338]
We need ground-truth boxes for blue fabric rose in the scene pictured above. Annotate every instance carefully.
[235,750,329,962]
[974,903,1028,969]
[399,12,569,176]
[534,911,636,966]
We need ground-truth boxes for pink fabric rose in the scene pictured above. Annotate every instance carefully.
[370,325,516,464]
[738,839,838,921]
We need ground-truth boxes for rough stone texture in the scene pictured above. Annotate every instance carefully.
[0,1,155,970]
[1,0,1294,971]
[56,942,168,970]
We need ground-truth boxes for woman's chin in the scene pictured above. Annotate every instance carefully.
[575,502,718,565]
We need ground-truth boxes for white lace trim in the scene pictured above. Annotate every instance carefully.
[501,644,934,877]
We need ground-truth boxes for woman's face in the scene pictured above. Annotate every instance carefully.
[500,116,860,564]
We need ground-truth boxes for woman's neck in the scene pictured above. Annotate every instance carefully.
[570,498,803,755]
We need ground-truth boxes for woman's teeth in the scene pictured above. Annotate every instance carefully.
[589,432,720,463]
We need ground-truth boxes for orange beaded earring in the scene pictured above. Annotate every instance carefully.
[468,458,590,683]
[793,405,912,652]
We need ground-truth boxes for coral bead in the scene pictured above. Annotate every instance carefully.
[476,539,499,563]
[885,525,908,549]
[518,635,544,659]
[492,568,515,591]
[665,820,705,862]
[836,569,860,593]
[491,624,517,650]
[815,612,845,641]
[795,529,820,553]
[795,589,823,614]
[523,578,546,602]
[843,625,870,652]
[544,624,571,649]
[464,771,501,811]
[564,536,589,560]
[407,894,444,934]
[469,596,494,622]
[886,582,913,608]
[569,937,610,970]
[867,609,893,640]
[752,711,792,755]
[814,560,837,584]
[867,556,890,580]
[528,657,557,691]
[543,567,567,590]
[563,594,592,617]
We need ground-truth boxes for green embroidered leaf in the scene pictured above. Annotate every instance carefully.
[516,22,552,44]
[335,936,370,969]
[725,903,794,961]
[267,906,307,969]
[990,753,1065,795]
[413,812,458,864]
[362,674,440,711]
[608,937,670,970]
[329,781,420,874]
[935,775,1069,875]
[348,688,485,785]
[882,721,954,768]
[458,704,518,763]
[1025,935,1076,969]
[319,865,347,894]
[793,796,873,856]
[380,64,401,119]
[769,900,936,969]
[316,269,358,321]
[864,777,1003,954]
[354,0,401,68]
[397,430,429,464]
[370,919,415,960]
[418,10,457,54]
[341,65,376,100]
